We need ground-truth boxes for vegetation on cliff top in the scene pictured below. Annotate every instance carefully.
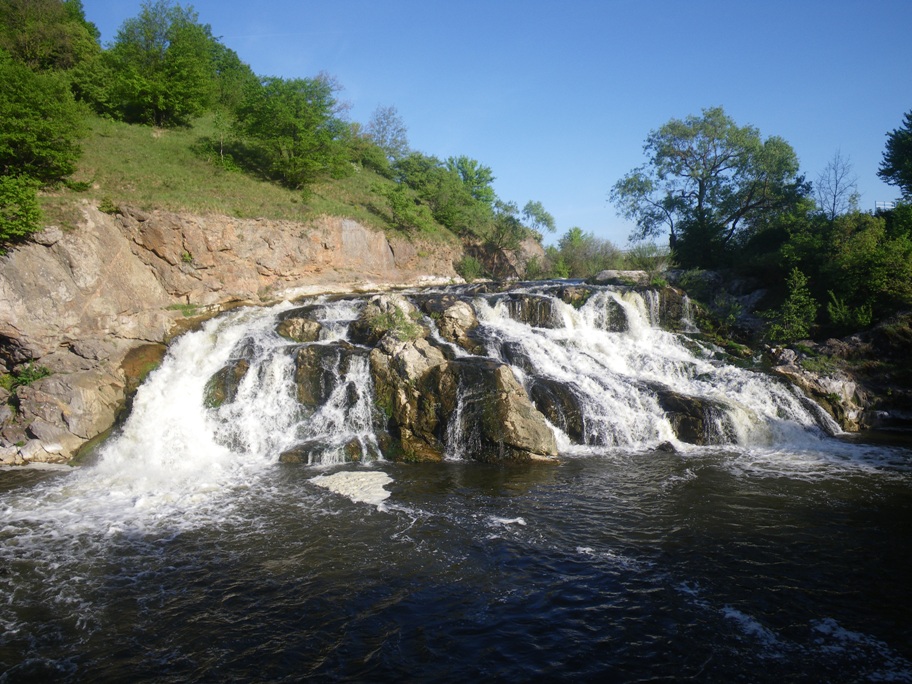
[2,0,911,346]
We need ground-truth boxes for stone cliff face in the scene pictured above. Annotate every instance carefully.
[0,203,460,464]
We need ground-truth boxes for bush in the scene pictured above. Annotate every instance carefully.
[455,254,484,282]
[0,50,85,183]
[0,175,42,247]
[764,268,818,343]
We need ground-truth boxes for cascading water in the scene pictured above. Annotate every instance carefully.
[2,283,910,683]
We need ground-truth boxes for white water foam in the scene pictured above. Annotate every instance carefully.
[310,470,393,507]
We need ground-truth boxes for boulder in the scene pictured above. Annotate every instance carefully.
[529,377,585,442]
[276,305,323,343]
[417,294,485,354]
[204,358,250,408]
[652,386,732,445]
[292,342,363,408]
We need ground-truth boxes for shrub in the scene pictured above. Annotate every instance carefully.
[455,254,484,282]
[0,175,42,247]
[764,268,818,343]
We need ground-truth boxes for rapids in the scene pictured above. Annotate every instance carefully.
[1,282,910,682]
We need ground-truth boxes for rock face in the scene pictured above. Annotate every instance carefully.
[366,294,558,463]
[0,203,460,463]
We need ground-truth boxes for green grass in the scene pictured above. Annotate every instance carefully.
[40,113,459,244]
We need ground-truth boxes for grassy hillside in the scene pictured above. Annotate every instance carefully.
[40,113,458,244]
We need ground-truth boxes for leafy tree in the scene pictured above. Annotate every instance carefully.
[235,75,350,188]
[522,200,556,235]
[554,226,622,278]
[764,267,818,343]
[103,0,215,126]
[610,106,804,268]
[0,50,84,182]
[209,40,257,113]
[366,105,409,161]
[878,110,912,199]
[0,175,42,247]
[0,0,99,72]
[446,155,496,205]
[815,150,859,221]
[380,183,435,233]
[393,152,492,235]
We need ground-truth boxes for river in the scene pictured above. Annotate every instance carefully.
[1,284,910,682]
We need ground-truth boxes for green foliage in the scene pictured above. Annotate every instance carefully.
[0,0,100,72]
[878,110,912,199]
[446,156,496,205]
[611,106,804,268]
[0,50,85,182]
[522,200,556,235]
[623,241,674,276]
[380,183,436,233]
[0,175,43,246]
[393,152,492,236]
[366,306,423,341]
[0,363,51,391]
[554,226,622,278]
[101,0,217,127]
[97,196,119,214]
[764,268,818,344]
[235,75,351,188]
[826,291,872,332]
[455,254,484,282]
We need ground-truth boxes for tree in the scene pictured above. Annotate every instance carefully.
[366,105,409,161]
[0,175,42,247]
[104,0,215,126]
[764,267,818,343]
[878,110,912,199]
[392,152,492,236]
[815,150,859,221]
[0,0,100,72]
[610,106,803,268]
[522,200,556,235]
[446,155,496,205]
[235,75,350,188]
[554,226,622,278]
[0,50,84,182]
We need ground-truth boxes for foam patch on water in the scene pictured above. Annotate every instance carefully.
[309,470,393,507]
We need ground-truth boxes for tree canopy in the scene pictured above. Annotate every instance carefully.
[610,106,804,267]
[878,110,912,199]
[102,0,216,126]
[235,75,350,188]
[0,49,84,182]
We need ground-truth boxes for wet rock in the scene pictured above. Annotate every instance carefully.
[557,285,593,309]
[418,295,484,354]
[425,358,559,463]
[349,294,425,346]
[276,305,323,342]
[529,377,585,442]
[292,342,364,408]
[591,270,649,286]
[204,358,250,408]
[494,293,560,328]
[652,387,731,445]
[279,438,371,464]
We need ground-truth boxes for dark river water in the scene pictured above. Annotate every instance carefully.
[3,444,910,683]
[2,288,911,682]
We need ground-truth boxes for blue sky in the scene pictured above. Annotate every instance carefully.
[83,0,912,246]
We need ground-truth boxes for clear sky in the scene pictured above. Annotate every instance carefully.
[82,0,912,246]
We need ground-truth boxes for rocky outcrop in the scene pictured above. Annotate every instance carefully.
[366,294,558,463]
[0,203,460,464]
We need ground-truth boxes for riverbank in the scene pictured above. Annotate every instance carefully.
[0,203,463,464]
